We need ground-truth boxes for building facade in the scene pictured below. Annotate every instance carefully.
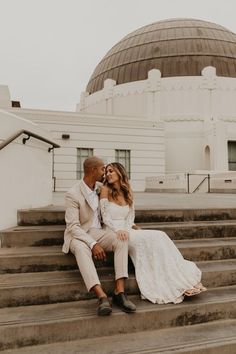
[2,18,236,192]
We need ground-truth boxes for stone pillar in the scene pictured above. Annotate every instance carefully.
[104,79,116,115]
[76,91,89,112]
[201,66,227,170]
[0,85,11,109]
[201,66,217,122]
[146,69,161,121]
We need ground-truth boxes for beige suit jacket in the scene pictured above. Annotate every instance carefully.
[62,180,102,254]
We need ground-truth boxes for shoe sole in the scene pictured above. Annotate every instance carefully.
[112,300,136,313]
[97,307,112,316]
[120,308,136,313]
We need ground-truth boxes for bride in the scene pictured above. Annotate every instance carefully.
[100,162,207,304]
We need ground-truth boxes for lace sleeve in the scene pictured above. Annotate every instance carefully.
[125,203,135,230]
[100,198,118,232]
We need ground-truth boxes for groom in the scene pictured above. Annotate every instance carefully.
[63,156,136,315]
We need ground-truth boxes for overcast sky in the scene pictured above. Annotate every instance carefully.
[0,0,236,111]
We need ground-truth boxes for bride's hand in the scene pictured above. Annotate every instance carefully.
[116,230,129,241]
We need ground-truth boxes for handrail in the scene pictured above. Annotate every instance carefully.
[187,173,210,193]
[0,129,60,152]
[192,176,208,193]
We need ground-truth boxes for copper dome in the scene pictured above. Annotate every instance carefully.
[86,18,236,94]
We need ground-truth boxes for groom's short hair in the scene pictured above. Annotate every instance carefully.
[83,156,104,175]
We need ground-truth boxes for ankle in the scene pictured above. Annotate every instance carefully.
[98,295,108,299]
[92,284,107,299]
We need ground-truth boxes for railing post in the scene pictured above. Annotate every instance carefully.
[187,173,190,193]
[208,174,210,193]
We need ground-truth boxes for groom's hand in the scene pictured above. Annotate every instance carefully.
[92,243,107,261]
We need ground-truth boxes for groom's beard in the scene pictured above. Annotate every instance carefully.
[96,175,105,183]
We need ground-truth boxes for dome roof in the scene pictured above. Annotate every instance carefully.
[86,18,236,94]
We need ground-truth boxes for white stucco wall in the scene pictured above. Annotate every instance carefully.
[3,66,236,197]
[11,109,165,192]
[0,110,54,229]
[78,67,236,175]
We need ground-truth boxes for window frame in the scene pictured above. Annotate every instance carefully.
[115,149,131,178]
[76,148,93,179]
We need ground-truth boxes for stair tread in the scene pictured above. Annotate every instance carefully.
[0,246,64,256]
[2,319,236,354]
[0,285,235,326]
[1,237,236,255]
[138,219,236,227]
[0,259,235,288]
[0,269,111,287]
[175,237,236,247]
[1,225,65,233]
[4,219,236,233]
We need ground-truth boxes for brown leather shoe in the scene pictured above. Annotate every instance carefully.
[112,292,136,313]
[97,297,112,316]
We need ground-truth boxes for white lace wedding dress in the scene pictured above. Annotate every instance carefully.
[100,198,202,304]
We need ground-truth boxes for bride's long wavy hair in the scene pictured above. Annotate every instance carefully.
[105,162,133,206]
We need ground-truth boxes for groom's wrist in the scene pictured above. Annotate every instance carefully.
[90,241,97,250]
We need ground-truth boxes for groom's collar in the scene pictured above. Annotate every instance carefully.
[81,180,95,195]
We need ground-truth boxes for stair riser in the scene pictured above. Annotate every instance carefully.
[180,245,236,261]
[0,299,235,351]
[202,269,236,288]
[1,245,236,274]
[2,226,236,248]
[173,342,236,354]
[0,232,63,248]
[18,211,65,226]
[150,226,236,240]
[0,270,235,308]
[5,215,236,249]
[135,209,236,223]
[17,208,236,226]
[0,254,77,274]
[0,277,138,308]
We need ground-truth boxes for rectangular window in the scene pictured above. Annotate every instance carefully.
[115,149,131,178]
[77,148,93,179]
[228,141,236,171]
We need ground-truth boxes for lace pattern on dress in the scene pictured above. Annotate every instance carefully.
[100,198,135,232]
[100,198,118,232]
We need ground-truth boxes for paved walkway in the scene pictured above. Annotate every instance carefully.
[52,191,236,210]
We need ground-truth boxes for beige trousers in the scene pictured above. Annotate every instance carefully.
[70,227,129,291]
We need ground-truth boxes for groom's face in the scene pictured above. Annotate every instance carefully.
[94,163,105,182]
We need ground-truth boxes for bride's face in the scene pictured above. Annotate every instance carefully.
[106,165,119,185]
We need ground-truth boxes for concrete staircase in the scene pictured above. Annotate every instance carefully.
[0,207,236,353]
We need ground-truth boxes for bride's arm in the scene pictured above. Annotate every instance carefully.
[99,186,119,232]
[125,203,136,230]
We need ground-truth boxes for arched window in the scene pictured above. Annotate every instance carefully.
[204,145,210,170]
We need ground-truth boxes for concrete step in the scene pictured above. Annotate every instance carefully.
[0,259,236,307]
[176,237,236,260]
[17,206,236,225]
[0,285,235,351]
[2,319,236,354]
[18,206,65,226]
[3,221,236,248]
[0,225,65,248]
[0,238,236,273]
[0,246,77,273]
[140,220,236,240]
